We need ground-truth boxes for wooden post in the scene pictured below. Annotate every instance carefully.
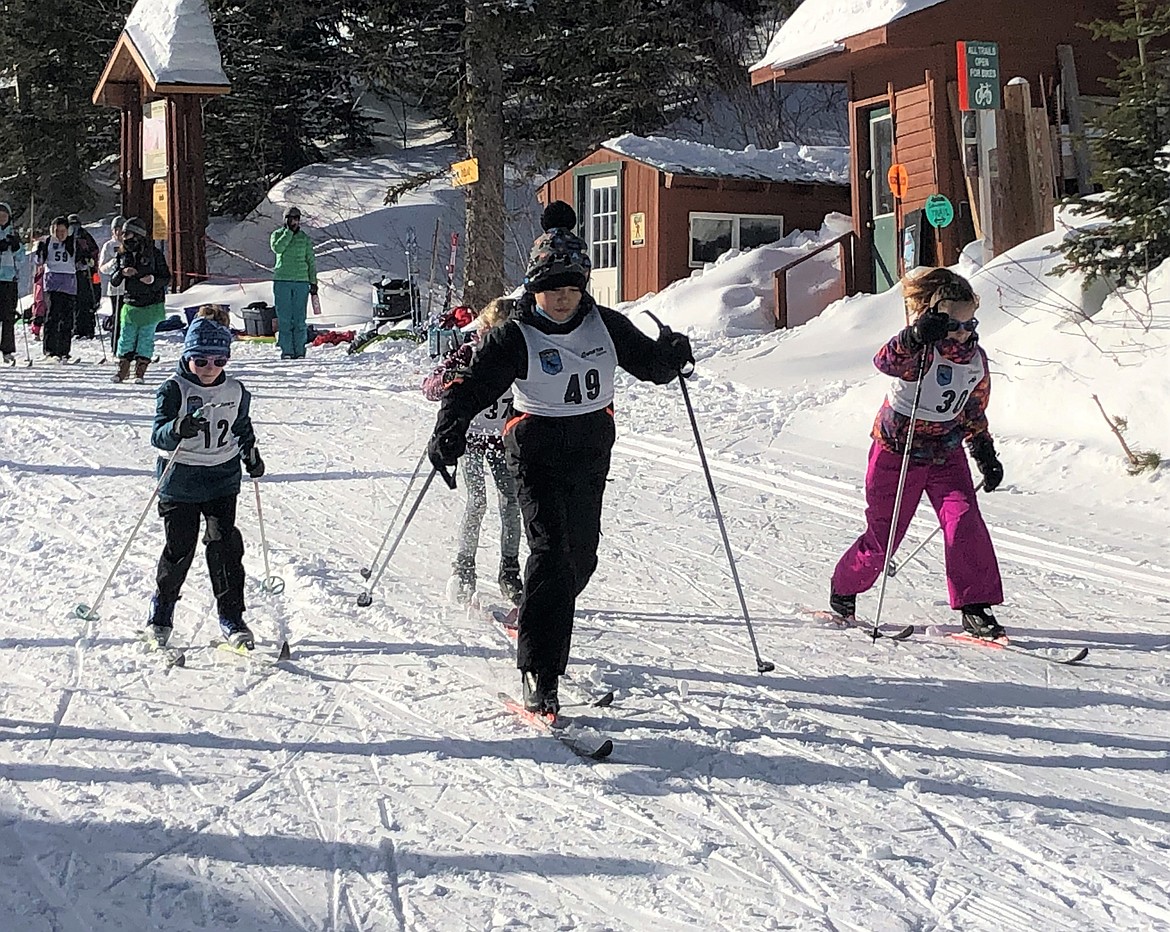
[1057,44,1094,195]
[992,79,1039,255]
[1031,106,1056,234]
[946,81,984,241]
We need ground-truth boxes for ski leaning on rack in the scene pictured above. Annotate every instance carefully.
[439,232,460,318]
[801,609,914,641]
[933,628,1089,665]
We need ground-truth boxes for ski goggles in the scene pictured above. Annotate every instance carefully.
[191,356,229,368]
[947,317,978,333]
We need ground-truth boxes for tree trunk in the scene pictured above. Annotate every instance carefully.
[462,0,507,310]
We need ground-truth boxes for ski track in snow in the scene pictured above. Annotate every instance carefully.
[1,341,1169,930]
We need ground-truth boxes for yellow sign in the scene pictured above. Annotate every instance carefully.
[152,180,168,241]
[451,157,479,187]
[630,211,646,248]
[142,99,168,180]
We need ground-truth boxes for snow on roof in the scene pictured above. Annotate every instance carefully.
[602,134,850,186]
[751,0,949,74]
[123,0,229,87]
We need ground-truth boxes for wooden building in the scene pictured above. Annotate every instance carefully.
[750,0,1130,294]
[538,134,851,306]
[92,0,230,291]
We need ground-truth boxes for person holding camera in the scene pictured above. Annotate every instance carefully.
[270,205,317,359]
[111,217,170,384]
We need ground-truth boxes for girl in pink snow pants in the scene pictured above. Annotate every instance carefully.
[830,268,1007,639]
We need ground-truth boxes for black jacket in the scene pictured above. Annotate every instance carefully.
[112,241,170,307]
[434,293,680,465]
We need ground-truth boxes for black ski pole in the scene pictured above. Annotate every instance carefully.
[870,345,931,641]
[643,310,774,674]
[360,448,426,578]
[356,463,456,607]
[20,316,32,367]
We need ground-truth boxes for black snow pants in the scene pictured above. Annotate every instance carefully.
[156,494,247,621]
[507,429,611,676]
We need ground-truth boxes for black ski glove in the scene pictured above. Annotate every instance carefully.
[427,430,465,469]
[901,310,950,351]
[658,328,694,371]
[309,283,319,296]
[175,412,203,440]
[242,447,265,479]
[968,434,1004,492]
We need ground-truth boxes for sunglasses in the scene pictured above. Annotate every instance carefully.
[191,356,229,368]
[947,317,978,333]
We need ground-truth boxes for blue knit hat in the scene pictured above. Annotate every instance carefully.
[183,318,233,359]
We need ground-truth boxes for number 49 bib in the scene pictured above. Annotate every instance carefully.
[512,308,616,417]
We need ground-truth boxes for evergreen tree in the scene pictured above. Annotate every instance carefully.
[0,0,122,226]
[1054,0,1170,288]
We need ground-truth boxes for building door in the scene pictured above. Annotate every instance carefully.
[868,107,897,293]
[583,173,619,306]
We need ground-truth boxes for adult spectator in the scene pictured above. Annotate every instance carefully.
[0,202,21,365]
[69,213,100,339]
[269,205,317,359]
[99,216,126,354]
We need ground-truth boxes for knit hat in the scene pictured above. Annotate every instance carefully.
[122,216,149,238]
[67,213,81,224]
[0,202,12,220]
[111,215,126,233]
[283,205,301,220]
[183,318,233,359]
[524,201,591,293]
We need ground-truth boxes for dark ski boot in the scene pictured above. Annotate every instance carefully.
[960,604,1006,640]
[219,616,255,650]
[498,566,523,606]
[521,670,560,716]
[829,589,856,620]
[145,592,175,647]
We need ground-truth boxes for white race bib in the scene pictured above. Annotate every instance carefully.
[888,349,985,423]
[512,308,616,417]
[170,376,245,466]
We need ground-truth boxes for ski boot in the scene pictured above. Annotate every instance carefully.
[132,357,150,384]
[521,670,560,716]
[219,616,255,650]
[498,565,523,606]
[960,604,1006,640]
[3,353,14,366]
[829,589,856,620]
[111,356,132,383]
[144,593,175,647]
[446,562,476,605]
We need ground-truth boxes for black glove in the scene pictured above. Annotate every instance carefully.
[969,434,1004,492]
[658,328,694,371]
[427,430,465,469]
[242,447,265,479]
[3,233,19,253]
[902,310,951,351]
[175,412,203,440]
[309,283,318,296]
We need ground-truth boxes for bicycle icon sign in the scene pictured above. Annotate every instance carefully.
[974,83,994,108]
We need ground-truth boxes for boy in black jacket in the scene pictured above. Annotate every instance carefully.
[111,216,170,384]
[427,202,692,716]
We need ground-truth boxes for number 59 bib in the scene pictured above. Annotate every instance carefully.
[888,348,985,423]
[512,308,616,417]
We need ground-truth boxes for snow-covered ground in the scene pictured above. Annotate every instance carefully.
[2,155,1169,929]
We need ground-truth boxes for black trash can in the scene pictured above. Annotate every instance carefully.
[243,302,278,337]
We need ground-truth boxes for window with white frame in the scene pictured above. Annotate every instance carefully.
[689,212,785,266]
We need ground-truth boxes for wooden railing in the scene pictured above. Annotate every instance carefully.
[772,231,856,329]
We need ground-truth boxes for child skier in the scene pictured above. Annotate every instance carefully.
[35,217,78,361]
[427,201,693,715]
[829,267,1006,638]
[423,296,522,606]
[0,202,21,365]
[144,318,265,649]
[111,217,169,384]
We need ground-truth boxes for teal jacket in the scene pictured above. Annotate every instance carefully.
[270,227,317,284]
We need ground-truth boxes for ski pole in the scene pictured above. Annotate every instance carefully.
[20,316,32,367]
[887,479,984,577]
[360,448,427,579]
[643,310,774,674]
[870,347,931,641]
[74,404,225,621]
[356,463,455,607]
[252,477,285,594]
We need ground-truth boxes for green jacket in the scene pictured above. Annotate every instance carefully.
[270,227,317,284]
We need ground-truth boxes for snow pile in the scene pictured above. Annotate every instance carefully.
[123,0,229,87]
[604,133,850,185]
[626,212,854,336]
[752,0,950,73]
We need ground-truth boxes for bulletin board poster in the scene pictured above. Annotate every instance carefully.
[142,100,168,180]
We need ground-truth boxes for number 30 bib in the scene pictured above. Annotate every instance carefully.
[888,348,985,423]
[512,308,616,417]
